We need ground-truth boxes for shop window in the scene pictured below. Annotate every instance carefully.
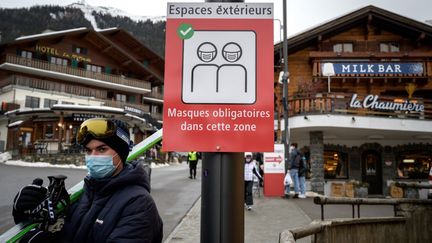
[333,43,353,53]
[380,42,400,52]
[43,98,58,108]
[45,123,54,139]
[25,96,40,108]
[397,152,431,179]
[324,151,348,179]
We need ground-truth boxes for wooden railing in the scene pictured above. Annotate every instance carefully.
[279,196,432,243]
[4,54,151,90]
[8,75,107,99]
[287,93,432,120]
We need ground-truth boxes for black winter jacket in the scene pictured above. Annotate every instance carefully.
[61,161,163,243]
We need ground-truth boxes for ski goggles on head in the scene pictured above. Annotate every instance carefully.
[76,118,117,145]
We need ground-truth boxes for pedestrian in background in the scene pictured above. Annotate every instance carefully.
[244,152,262,211]
[12,118,163,242]
[187,151,200,179]
[298,155,308,198]
[255,152,264,187]
[289,143,301,198]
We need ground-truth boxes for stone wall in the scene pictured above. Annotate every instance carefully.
[310,131,324,194]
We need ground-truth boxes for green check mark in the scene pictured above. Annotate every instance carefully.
[177,23,194,40]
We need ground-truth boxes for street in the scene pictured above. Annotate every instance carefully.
[0,162,201,242]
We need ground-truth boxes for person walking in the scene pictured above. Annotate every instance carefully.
[289,143,301,198]
[298,155,308,198]
[244,152,262,211]
[187,151,199,179]
[12,118,163,242]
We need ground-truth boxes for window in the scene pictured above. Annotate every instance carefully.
[50,57,68,66]
[43,98,58,108]
[86,64,102,73]
[151,105,159,114]
[72,45,88,55]
[397,151,431,179]
[61,101,74,105]
[333,43,353,53]
[21,50,32,59]
[25,96,40,108]
[116,94,127,102]
[324,151,348,179]
[380,42,400,52]
[45,123,54,139]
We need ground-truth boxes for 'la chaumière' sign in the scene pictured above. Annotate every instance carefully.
[349,94,425,112]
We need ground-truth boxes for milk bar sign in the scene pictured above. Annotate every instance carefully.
[323,62,424,75]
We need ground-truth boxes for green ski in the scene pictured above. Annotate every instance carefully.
[0,129,163,243]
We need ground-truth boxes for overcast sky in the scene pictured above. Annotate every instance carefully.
[1,0,431,39]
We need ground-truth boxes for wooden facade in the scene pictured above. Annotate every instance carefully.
[274,6,432,196]
[0,27,164,156]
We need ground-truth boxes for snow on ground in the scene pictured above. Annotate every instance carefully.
[0,152,173,169]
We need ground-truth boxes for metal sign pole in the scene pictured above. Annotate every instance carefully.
[201,1,244,242]
[281,0,290,171]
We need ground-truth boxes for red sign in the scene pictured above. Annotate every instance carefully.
[163,3,274,152]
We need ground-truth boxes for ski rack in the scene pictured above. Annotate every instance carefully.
[0,129,163,242]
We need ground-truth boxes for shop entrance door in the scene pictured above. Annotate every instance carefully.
[361,150,382,195]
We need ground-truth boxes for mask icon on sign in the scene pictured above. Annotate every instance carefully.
[222,42,242,63]
[197,42,217,62]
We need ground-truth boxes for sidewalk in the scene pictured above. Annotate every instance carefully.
[164,193,314,243]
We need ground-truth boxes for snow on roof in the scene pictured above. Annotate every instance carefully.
[7,120,23,127]
[97,27,119,32]
[4,108,51,116]
[15,27,88,41]
[125,113,146,123]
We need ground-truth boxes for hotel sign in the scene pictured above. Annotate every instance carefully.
[324,62,423,75]
[349,94,424,112]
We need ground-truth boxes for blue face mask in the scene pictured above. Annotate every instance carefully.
[85,155,117,179]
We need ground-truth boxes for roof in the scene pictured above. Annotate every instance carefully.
[1,27,164,83]
[5,105,157,131]
[275,5,432,54]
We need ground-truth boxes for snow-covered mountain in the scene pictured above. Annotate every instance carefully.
[67,2,165,30]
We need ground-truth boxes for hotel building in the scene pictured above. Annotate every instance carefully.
[0,27,164,157]
[274,6,432,197]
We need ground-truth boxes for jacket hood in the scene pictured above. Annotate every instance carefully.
[85,160,150,196]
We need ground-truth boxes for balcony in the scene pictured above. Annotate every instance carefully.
[143,91,164,103]
[103,100,150,114]
[285,94,432,120]
[1,55,151,93]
